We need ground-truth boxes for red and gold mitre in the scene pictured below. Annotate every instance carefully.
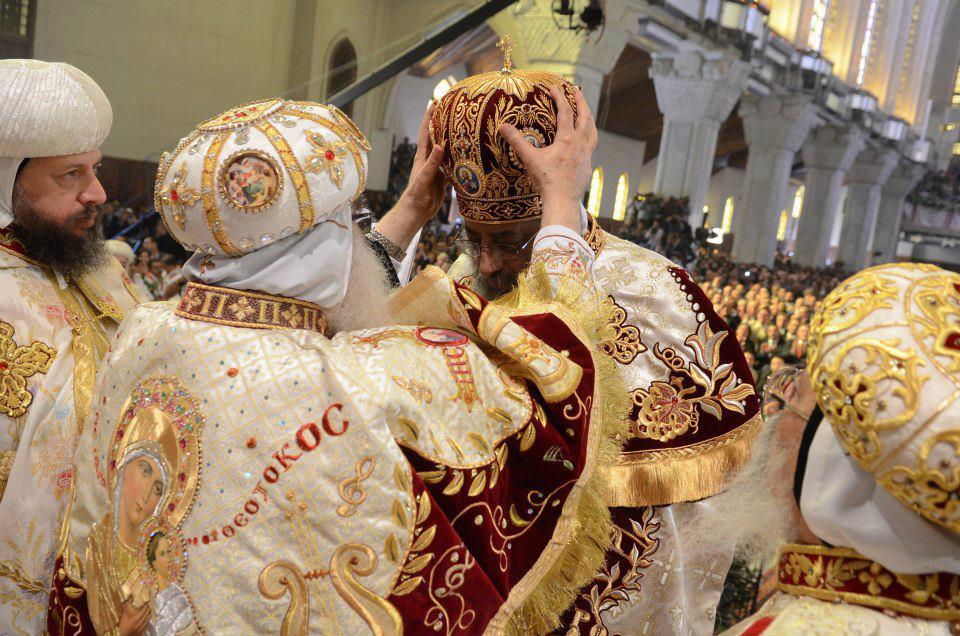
[430,36,578,224]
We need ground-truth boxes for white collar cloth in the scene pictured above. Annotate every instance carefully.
[181,203,353,309]
[801,423,960,575]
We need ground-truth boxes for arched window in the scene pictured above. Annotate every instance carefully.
[612,172,629,221]
[587,167,603,217]
[792,184,805,218]
[807,0,830,52]
[856,0,879,86]
[952,63,960,108]
[721,196,735,234]
[327,38,358,117]
[432,75,458,102]
[777,209,789,241]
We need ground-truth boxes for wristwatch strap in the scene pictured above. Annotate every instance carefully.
[366,228,407,261]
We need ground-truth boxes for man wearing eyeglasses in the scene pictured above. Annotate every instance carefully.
[382,45,763,634]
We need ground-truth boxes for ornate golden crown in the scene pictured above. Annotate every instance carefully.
[430,35,578,224]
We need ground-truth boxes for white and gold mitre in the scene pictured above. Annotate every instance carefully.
[154,99,370,257]
[807,262,960,535]
[0,59,112,158]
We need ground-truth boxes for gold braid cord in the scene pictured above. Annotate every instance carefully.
[486,265,630,635]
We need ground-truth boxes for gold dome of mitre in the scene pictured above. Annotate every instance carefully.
[807,262,960,535]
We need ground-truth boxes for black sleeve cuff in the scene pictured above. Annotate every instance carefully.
[365,236,401,288]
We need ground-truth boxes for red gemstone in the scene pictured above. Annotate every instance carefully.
[179,439,187,449]
[227,367,239,378]
[325,150,335,161]
[0,361,7,372]
[238,111,246,117]
[170,189,179,201]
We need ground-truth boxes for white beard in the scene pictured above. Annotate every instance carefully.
[325,225,394,334]
[692,414,805,567]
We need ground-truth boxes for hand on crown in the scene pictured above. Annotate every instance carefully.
[499,85,597,231]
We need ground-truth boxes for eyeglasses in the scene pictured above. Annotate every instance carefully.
[452,227,535,262]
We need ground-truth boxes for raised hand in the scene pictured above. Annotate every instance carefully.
[376,102,446,251]
[500,86,598,231]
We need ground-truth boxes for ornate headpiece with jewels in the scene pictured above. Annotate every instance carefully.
[154,99,370,257]
[807,262,960,535]
[430,35,579,224]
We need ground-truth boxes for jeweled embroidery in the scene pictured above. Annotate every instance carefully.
[85,376,204,634]
[156,164,200,230]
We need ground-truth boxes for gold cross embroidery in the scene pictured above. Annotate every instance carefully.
[0,321,56,418]
[229,297,254,321]
[304,131,350,189]
[158,164,201,229]
[280,307,302,328]
[180,288,202,312]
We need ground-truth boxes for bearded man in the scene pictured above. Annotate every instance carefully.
[386,41,762,633]
[722,262,960,634]
[0,60,141,631]
[53,97,630,635]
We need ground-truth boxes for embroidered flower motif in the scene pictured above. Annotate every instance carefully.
[228,297,254,321]
[630,380,699,442]
[305,130,350,189]
[54,468,73,500]
[859,562,894,596]
[896,573,941,604]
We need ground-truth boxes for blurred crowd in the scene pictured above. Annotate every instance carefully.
[100,202,189,301]
[907,157,960,212]
[694,251,846,389]
[617,194,702,266]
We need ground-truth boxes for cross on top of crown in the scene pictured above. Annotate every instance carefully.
[496,34,515,71]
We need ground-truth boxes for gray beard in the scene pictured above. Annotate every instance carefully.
[449,254,515,300]
[11,182,107,278]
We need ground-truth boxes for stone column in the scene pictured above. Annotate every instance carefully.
[731,94,820,266]
[837,147,900,270]
[649,50,751,225]
[870,160,925,265]
[793,125,867,268]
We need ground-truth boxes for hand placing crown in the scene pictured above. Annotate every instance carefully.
[429,35,581,224]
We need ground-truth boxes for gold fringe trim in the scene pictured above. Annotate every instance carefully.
[605,413,762,506]
[485,267,630,635]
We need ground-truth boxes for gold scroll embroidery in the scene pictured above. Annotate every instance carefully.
[599,296,643,365]
[331,544,403,636]
[259,560,310,636]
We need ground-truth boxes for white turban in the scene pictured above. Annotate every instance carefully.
[0,59,113,228]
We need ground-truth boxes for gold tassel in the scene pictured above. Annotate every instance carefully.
[487,266,631,635]
[605,414,762,507]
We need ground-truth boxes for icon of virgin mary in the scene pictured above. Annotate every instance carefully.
[84,377,203,635]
